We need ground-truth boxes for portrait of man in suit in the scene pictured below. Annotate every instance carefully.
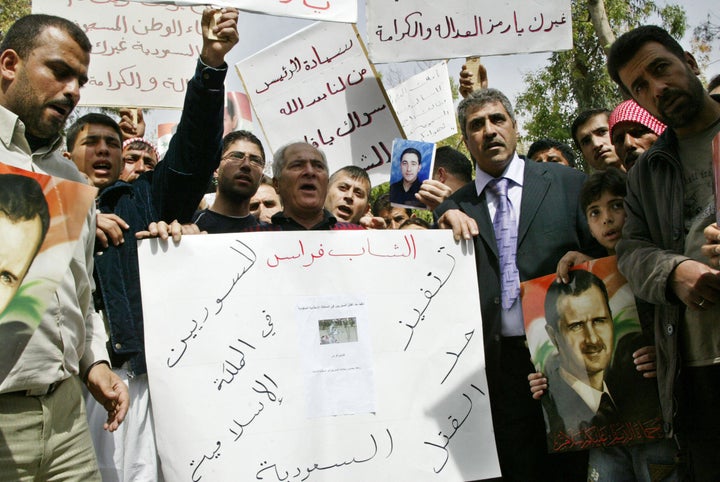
[537,267,664,453]
[0,174,50,316]
[543,270,618,432]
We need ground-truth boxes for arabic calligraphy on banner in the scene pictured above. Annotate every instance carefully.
[237,22,404,186]
[32,0,204,108]
[386,62,457,143]
[139,231,500,481]
[135,0,358,23]
[366,0,572,63]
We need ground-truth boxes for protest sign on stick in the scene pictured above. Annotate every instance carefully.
[386,62,457,143]
[33,0,204,108]
[237,22,404,186]
[366,0,572,63]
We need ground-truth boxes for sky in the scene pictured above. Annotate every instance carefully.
[146,0,720,143]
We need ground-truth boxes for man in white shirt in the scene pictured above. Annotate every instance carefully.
[0,14,128,481]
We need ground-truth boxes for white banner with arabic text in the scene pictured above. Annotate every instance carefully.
[366,0,572,63]
[237,22,404,186]
[139,230,500,481]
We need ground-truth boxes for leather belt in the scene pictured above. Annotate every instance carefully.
[3,380,63,397]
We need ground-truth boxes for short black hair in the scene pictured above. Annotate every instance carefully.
[571,109,611,149]
[580,167,627,213]
[544,270,610,332]
[329,165,370,188]
[400,147,422,164]
[372,192,410,217]
[708,74,720,93]
[434,146,472,182]
[222,130,265,161]
[1,14,91,59]
[66,113,122,152]
[607,25,686,97]
[398,217,430,230]
[527,138,576,168]
[0,174,51,243]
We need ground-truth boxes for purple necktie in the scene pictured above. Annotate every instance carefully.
[487,177,520,310]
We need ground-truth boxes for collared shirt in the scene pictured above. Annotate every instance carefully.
[0,104,109,394]
[0,106,79,179]
[559,366,614,413]
[474,153,526,336]
[474,152,525,225]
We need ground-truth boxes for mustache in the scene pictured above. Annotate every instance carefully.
[483,140,505,150]
[582,341,606,353]
[46,98,76,111]
[657,89,685,111]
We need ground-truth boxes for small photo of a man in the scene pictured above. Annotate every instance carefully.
[389,139,435,210]
[0,174,50,316]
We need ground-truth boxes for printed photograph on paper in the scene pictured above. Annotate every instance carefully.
[389,138,436,210]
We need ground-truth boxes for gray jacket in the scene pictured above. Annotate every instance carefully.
[616,105,717,436]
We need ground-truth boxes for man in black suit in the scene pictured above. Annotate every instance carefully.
[436,88,603,481]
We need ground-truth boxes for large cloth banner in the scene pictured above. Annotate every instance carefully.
[237,22,404,186]
[366,0,573,63]
[0,164,97,382]
[521,257,665,453]
[33,0,204,108]
[386,62,457,143]
[139,231,500,481]
[135,0,358,23]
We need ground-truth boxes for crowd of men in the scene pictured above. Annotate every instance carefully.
[0,7,719,482]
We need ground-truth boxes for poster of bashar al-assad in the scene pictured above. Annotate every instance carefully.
[0,163,96,382]
[521,256,665,453]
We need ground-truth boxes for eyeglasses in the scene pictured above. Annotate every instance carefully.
[222,151,265,168]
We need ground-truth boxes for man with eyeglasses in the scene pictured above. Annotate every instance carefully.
[193,130,266,232]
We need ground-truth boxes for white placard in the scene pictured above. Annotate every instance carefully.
[32,0,204,108]
[139,230,500,481]
[366,0,573,63]
[386,62,457,143]
[237,22,404,186]
[134,0,358,23]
